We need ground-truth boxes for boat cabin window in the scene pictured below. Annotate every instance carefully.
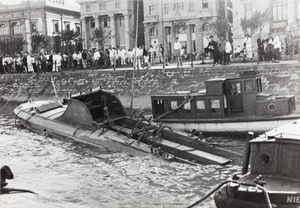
[196,100,206,113]
[183,102,191,113]
[256,77,262,92]
[230,82,241,95]
[210,99,221,113]
[245,80,254,94]
[170,101,178,110]
[153,99,165,114]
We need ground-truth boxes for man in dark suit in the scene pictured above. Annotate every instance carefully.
[207,36,218,66]
[257,34,266,63]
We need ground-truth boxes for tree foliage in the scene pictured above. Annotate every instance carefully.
[240,9,271,37]
[172,21,186,38]
[61,30,82,52]
[211,18,230,39]
[0,37,26,55]
[90,27,112,49]
[31,33,49,53]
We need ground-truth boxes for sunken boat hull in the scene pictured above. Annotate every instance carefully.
[214,119,300,208]
[14,89,239,165]
[151,70,300,133]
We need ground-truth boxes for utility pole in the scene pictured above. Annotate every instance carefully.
[26,0,32,53]
[298,0,300,62]
[161,0,165,69]
[224,0,229,40]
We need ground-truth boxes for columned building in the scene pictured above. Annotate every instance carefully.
[143,0,223,56]
[232,0,300,53]
[0,0,80,54]
[78,0,144,50]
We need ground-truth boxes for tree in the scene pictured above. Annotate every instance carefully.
[0,37,26,55]
[61,29,81,53]
[240,9,271,37]
[90,28,112,49]
[172,21,186,39]
[211,18,230,39]
[31,33,49,53]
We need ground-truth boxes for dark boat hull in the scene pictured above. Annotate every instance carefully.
[214,183,300,208]
[14,99,236,165]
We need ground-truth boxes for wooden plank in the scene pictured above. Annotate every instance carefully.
[160,139,230,165]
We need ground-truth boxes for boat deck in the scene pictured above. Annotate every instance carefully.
[240,174,300,192]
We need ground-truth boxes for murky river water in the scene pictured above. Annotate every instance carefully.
[0,102,245,208]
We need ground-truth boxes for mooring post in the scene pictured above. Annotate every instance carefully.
[242,131,254,175]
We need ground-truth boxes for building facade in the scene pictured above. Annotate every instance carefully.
[0,0,81,54]
[78,0,144,50]
[143,0,224,56]
[232,0,300,54]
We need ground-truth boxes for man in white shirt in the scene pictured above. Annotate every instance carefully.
[174,37,183,67]
[93,49,100,68]
[132,45,141,69]
[273,32,281,62]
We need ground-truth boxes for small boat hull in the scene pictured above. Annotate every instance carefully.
[14,91,238,166]
[154,116,300,133]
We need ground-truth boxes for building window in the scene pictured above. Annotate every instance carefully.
[11,22,22,34]
[189,1,194,11]
[31,22,37,33]
[120,16,124,26]
[0,23,8,36]
[164,4,169,14]
[99,2,106,10]
[150,28,158,36]
[65,23,70,31]
[149,5,155,16]
[75,23,80,33]
[53,21,59,32]
[104,18,110,28]
[244,3,252,19]
[272,1,287,21]
[174,2,184,11]
[91,19,95,28]
[115,1,120,9]
[86,4,91,12]
[202,0,209,9]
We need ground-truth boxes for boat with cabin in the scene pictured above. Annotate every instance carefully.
[151,70,299,133]
[14,87,240,166]
[213,118,300,208]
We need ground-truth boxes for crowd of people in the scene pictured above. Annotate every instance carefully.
[204,30,297,66]
[0,31,297,74]
[206,35,233,66]
[0,43,168,74]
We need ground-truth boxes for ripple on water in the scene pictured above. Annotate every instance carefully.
[0,115,244,208]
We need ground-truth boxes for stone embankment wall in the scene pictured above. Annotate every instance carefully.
[0,63,299,111]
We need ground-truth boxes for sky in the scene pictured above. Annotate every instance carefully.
[0,0,22,5]
[0,0,79,6]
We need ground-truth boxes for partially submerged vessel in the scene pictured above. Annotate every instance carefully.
[214,119,300,208]
[151,70,299,133]
[14,88,239,166]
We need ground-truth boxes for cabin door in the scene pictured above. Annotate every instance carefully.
[153,99,165,117]
[227,81,243,114]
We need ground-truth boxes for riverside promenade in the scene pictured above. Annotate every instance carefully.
[0,59,300,112]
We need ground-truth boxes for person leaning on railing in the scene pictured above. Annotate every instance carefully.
[174,36,183,67]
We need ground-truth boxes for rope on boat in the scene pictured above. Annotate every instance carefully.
[187,180,232,208]
[1,187,37,195]
[187,180,273,208]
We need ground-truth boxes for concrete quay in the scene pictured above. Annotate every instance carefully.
[0,60,299,112]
